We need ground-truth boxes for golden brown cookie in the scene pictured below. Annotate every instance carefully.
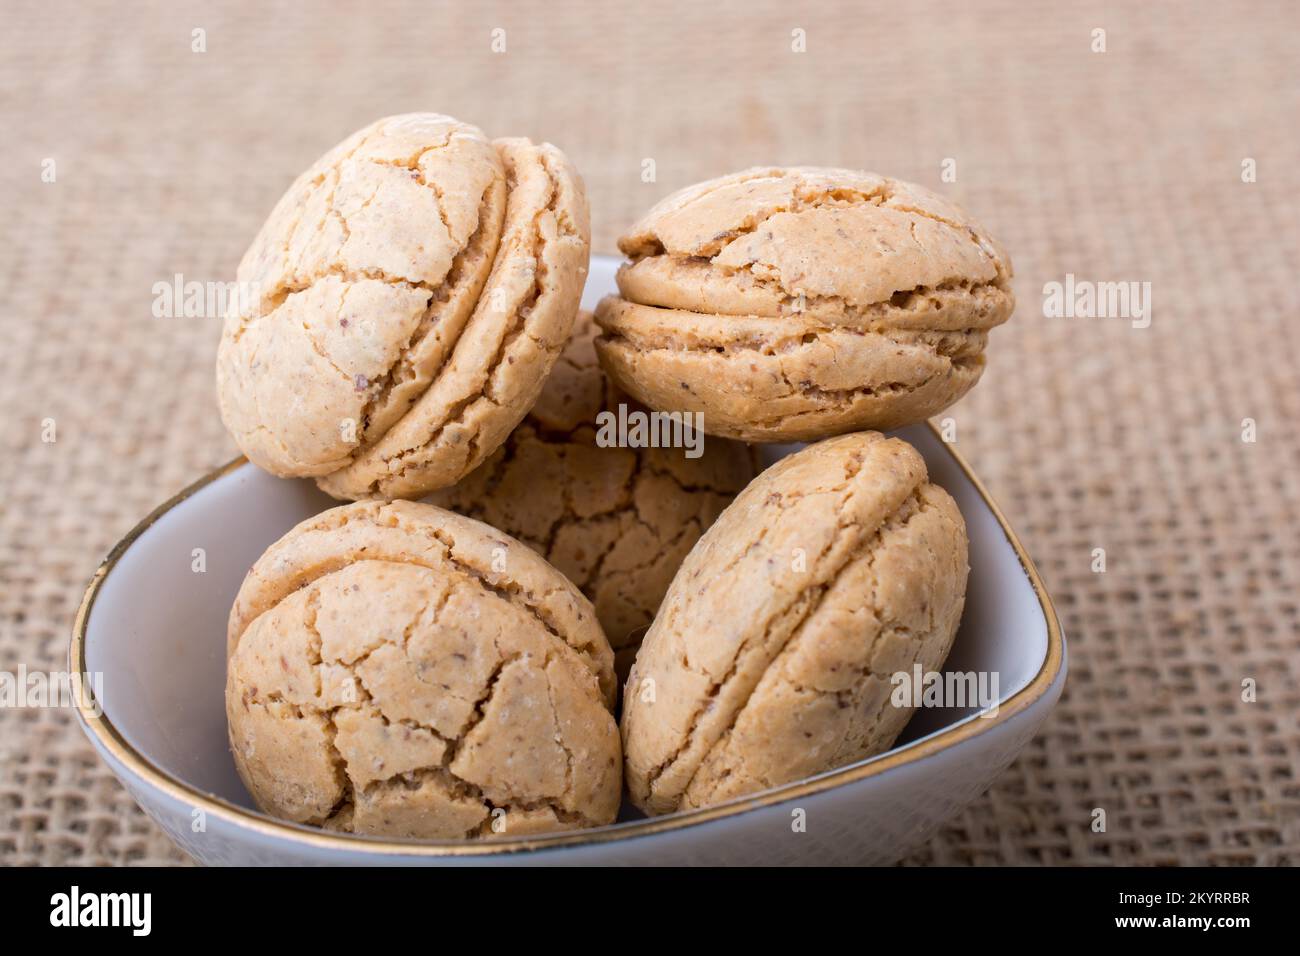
[427,312,757,678]
[225,500,620,839]
[216,114,591,500]
[621,432,968,815]
[594,167,1013,441]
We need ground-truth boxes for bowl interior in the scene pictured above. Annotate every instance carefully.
[81,255,1050,825]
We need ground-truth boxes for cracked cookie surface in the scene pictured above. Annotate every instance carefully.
[427,312,757,679]
[225,499,620,838]
[216,114,591,500]
[620,432,969,815]
[594,167,1013,441]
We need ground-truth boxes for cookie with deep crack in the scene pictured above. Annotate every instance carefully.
[225,499,620,839]
[620,432,968,815]
[427,311,757,679]
[216,114,591,500]
[594,167,1013,441]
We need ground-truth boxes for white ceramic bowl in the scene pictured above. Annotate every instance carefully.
[72,256,1065,865]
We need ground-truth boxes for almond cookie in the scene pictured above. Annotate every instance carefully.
[225,500,620,839]
[427,311,757,678]
[621,432,968,815]
[594,167,1013,441]
[216,113,591,500]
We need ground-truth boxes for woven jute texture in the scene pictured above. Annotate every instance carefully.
[2,0,1297,866]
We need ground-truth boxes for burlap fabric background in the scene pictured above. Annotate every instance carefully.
[1,0,1296,865]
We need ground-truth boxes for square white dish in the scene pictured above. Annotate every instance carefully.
[71,255,1065,865]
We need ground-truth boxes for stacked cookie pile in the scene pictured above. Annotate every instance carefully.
[217,114,1014,839]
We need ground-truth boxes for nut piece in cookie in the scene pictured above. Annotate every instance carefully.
[225,500,620,839]
[216,114,591,500]
[621,432,969,815]
[427,311,758,679]
[594,167,1013,442]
